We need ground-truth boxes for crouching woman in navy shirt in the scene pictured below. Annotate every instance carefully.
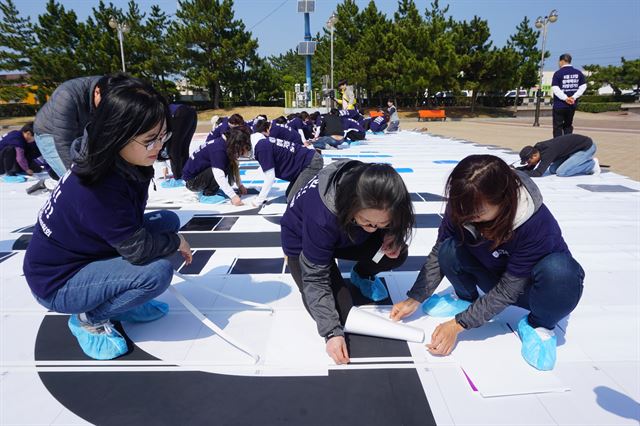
[391,155,584,370]
[251,119,323,206]
[182,127,251,206]
[23,79,193,360]
[281,161,415,364]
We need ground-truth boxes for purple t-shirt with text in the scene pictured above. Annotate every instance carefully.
[207,118,230,141]
[439,204,570,277]
[370,116,387,132]
[254,136,315,182]
[280,177,370,265]
[269,123,303,145]
[552,66,586,109]
[181,137,229,181]
[23,169,150,298]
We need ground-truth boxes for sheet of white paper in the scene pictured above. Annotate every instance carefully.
[453,321,569,397]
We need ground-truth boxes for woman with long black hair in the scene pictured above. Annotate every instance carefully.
[281,161,415,364]
[182,126,251,205]
[24,77,192,360]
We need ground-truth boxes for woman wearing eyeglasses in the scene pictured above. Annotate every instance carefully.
[23,78,193,360]
[391,155,584,371]
[280,160,415,365]
[182,126,251,206]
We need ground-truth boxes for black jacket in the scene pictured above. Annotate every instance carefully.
[319,114,344,137]
[521,134,593,177]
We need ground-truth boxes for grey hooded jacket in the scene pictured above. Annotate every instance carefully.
[298,160,361,339]
[34,76,101,171]
[407,171,544,329]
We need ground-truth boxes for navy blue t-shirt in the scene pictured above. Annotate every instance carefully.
[0,130,27,150]
[370,116,387,132]
[439,204,570,277]
[552,66,586,109]
[181,137,229,181]
[23,169,150,298]
[280,177,370,265]
[269,123,303,145]
[254,136,315,182]
[207,118,230,141]
[341,117,364,132]
[287,117,304,132]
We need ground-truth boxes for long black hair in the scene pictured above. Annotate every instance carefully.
[74,77,169,185]
[224,126,252,183]
[334,161,414,248]
[446,155,521,249]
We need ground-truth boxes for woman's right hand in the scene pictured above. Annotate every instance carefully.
[178,234,193,265]
[390,298,420,321]
[326,336,350,365]
[231,195,244,206]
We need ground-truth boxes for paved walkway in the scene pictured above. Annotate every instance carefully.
[405,111,640,181]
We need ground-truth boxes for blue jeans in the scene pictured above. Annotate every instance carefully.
[386,121,400,132]
[34,210,179,323]
[438,238,584,329]
[35,133,67,179]
[313,136,344,149]
[549,143,597,177]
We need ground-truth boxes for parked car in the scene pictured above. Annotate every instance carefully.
[505,89,529,98]
[504,89,529,106]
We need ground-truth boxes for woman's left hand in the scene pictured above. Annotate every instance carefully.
[238,184,248,195]
[381,234,402,258]
[426,319,464,356]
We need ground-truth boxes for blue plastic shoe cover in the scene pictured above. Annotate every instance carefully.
[350,267,389,301]
[68,315,128,360]
[373,131,385,135]
[350,141,363,146]
[517,316,557,371]
[112,300,169,323]
[160,178,185,188]
[421,293,471,317]
[2,175,27,183]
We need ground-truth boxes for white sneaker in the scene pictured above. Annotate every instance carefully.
[592,157,601,176]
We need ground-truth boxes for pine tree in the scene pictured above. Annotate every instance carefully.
[0,0,35,102]
[29,0,84,94]
[168,0,259,108]
[507,16,543,109]
[454,16,493,111]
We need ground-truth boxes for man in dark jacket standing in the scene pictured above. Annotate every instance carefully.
[33,74,126,179]
[518,134,600,177]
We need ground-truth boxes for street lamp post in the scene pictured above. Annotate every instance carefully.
[109,17,130,72]
[532,9,558,127]
[326,12,338,93]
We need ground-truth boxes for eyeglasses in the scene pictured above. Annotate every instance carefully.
[351,216,390,230]
[132,131,172,151]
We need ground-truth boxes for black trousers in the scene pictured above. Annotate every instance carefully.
[552,107,575,138]
[288,231,408,326]
[167,105,197,180]
[0,146,41,175]
[346,130,366,141]
[185,168,221,196]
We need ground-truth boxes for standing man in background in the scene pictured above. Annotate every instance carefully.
[551,53,586,137]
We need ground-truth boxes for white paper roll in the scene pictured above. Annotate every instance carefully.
[344,307,425,343]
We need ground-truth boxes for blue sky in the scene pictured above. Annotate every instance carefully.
[15,0,640,70]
